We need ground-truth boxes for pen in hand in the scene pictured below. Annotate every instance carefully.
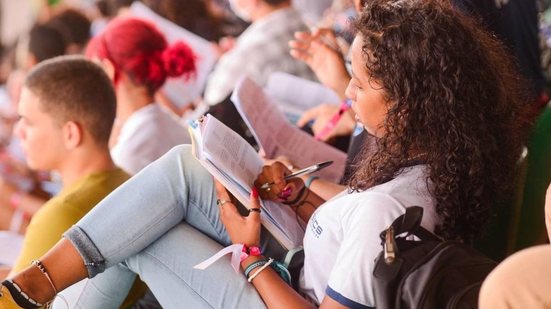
[260,160,333,190]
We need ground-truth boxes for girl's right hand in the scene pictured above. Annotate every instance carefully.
[254,161,304,203]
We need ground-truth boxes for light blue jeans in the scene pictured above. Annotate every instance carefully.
[64,145,286,308]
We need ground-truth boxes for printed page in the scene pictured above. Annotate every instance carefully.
[130,2,217,108]
[232,77,347,183]
[188,115,304,249]
[265,72,341,116]
[202,116,264,193]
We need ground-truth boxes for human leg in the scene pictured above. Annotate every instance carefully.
[66,144,229,277]
[125,223,269,309]
[479,245,551,308]
[3,145,230,305]
[72,223,274,308]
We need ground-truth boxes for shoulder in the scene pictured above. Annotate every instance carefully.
[59,170,129,212]
[327,166,438,230]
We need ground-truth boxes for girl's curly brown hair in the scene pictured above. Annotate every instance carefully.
[348,0,528,241]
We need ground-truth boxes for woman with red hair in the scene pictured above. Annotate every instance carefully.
[87,17,196,175]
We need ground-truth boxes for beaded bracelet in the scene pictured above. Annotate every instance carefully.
[243,258,292,285]
[244,258,271,278]
[247,258,274,283]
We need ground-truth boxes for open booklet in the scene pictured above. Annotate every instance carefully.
[188,114,304,250]
[231,76,348,183]
[265,72,342,118]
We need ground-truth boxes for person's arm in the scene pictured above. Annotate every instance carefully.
[299,176,345,201]
[296,104,356,142]
[255,161,326,222]
[216,181,350,308]
[259,157,345,201]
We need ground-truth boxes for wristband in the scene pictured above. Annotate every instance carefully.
[270,259,292,285]
[244,258,271,279]
[247,258,274,283]
[240,245,261,262]
[305,175,319,188]
[243,258,292,285]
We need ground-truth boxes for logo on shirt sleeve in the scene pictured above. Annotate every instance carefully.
[310,213,323,238]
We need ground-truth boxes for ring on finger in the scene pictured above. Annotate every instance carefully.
[217,199,232,207]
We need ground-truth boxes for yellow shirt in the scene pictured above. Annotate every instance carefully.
[13,168,129,271]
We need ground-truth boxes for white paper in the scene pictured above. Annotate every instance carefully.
[189,115,304,250]
[265,72,341,116]
[232,77,347,183]
[0,231,23,266]
[129,2,217,108]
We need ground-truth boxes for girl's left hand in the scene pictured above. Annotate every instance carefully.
[215,179,261,247]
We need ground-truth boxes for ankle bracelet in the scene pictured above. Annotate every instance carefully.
[31,260,57,295]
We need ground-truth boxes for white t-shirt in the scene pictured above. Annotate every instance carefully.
[111,104,190,175]
[299,165,439,308]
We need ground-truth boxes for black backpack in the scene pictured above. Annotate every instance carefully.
[372,206,497,309]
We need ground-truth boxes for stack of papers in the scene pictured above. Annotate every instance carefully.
[189,115,304,250]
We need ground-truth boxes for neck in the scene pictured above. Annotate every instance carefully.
[116,81,154,124]
[57,146,116,187]
[251,1,290,21]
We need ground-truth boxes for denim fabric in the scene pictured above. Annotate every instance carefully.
[64,145,285,308]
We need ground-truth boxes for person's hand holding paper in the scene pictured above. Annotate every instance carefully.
[296,102,356,142]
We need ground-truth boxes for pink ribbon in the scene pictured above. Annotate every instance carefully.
[193,244,247,273]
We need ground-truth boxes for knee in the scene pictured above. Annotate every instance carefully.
[158,144,195,169]
[479,245,551,308]
[166,144,193,159]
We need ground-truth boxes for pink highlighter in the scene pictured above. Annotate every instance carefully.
[314,99,352,141]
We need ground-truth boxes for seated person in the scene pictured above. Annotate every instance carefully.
[86,17,196,175]
[0,56,145,306]
[0,22,69,232]
[203,0,316,106]
[0,1,526,308]
[48,7,92,55]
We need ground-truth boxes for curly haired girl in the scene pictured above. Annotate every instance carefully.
[1,0,526,308]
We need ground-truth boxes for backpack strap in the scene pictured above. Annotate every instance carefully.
[380,206,440,242]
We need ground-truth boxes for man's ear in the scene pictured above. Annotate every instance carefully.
[100,58,116,82]
[63,121,83,149]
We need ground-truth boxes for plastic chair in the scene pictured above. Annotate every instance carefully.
[474,147,528,261]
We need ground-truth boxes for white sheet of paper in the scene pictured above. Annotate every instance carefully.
[232,77,347,183]
[129,2,217,108]
[265,72,341,116]
[201,117,263,192]
[0,231,23,266]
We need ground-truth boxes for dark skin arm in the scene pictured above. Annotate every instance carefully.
[215,161,348,308]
